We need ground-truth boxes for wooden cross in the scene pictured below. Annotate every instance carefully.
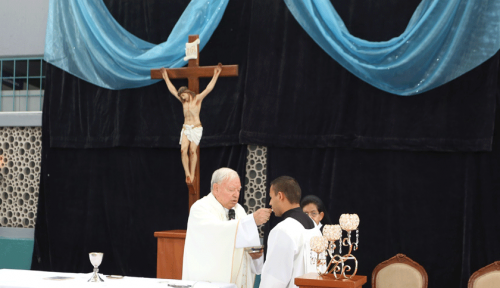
[151,35,239,209]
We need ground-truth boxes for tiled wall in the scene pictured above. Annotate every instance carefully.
[0,127,41,228]
[244,145,267,237]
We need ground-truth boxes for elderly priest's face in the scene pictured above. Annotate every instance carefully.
[213,176,242,209]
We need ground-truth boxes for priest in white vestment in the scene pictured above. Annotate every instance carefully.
[183,168,272,288]
[260,176,322,288]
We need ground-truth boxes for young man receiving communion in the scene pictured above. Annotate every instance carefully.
[260,176,321,288]
[182,167,272,288]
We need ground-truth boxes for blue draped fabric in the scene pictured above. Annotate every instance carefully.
[284,0,500,96]
[44,0,229,90]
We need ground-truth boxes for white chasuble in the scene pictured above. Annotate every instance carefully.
[260,218,322,288]
[182,193,261,288]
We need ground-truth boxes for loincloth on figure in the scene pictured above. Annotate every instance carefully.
[179,124,203,146]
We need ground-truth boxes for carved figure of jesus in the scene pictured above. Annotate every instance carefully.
[161,65,222,184]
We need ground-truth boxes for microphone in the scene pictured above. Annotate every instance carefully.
[228,209,235,220]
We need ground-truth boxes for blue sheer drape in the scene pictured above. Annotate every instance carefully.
[45,0,500,94]
[44,0,229,90]
[284,0,500,96]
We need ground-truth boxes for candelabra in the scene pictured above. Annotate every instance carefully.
[310,214,359,279]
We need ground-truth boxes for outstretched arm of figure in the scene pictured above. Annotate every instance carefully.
[161,67,181,102]
[197,63,222,101]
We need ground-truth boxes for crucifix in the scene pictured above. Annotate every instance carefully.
[151,35,239,209]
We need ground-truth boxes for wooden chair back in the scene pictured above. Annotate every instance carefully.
[372,254,428,288]
[468,261,500,288]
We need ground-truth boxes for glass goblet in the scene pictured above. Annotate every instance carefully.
[88,252,104,282]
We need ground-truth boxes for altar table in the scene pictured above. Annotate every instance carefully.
[0,269,236,288]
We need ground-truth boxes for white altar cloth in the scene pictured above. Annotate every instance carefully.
[0,269,236,288]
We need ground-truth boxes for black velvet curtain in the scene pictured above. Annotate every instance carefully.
[33,0,500,287]
[239,0,497,151]
[34,90,247,275]
[33,0,251,277]
[265,120,500,287]
[46,0,497,152]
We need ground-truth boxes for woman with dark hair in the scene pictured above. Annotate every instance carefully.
[301,195,332,273]
[300,195,333,231]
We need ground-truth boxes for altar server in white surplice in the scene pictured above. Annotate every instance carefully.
[260,176,322,288]
[183,167,272,288]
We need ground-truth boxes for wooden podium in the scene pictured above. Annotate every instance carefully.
[295,273,367,288]
[154,230,186,279]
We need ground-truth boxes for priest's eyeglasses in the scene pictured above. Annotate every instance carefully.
[304,211,319,217]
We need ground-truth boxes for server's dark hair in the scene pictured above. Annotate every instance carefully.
[270,176,301,204]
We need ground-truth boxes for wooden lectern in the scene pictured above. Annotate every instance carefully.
[295,273,367,288]
[154,230,186,279]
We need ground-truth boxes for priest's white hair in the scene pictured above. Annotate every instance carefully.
[210,167,239,190]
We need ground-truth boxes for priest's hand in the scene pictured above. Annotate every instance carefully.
[253,208,272,225]
[249,249,263,260]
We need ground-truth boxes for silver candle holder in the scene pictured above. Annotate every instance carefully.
[310,213,360,279]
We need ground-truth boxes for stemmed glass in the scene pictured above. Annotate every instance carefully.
[88,252,104,282]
